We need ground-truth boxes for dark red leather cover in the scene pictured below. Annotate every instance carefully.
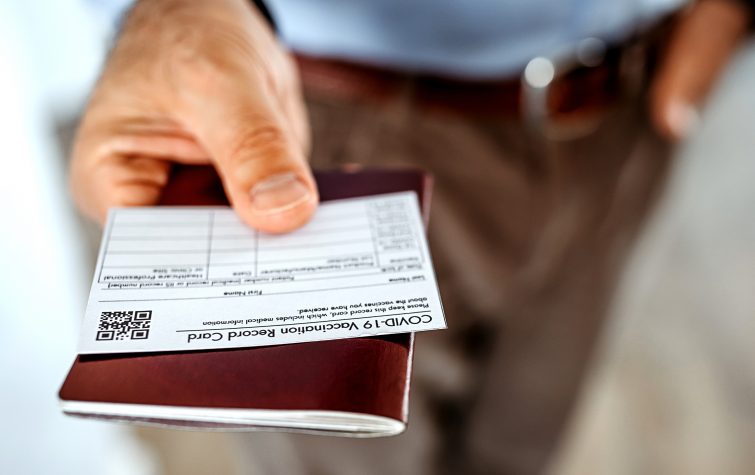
[59,166,432,426]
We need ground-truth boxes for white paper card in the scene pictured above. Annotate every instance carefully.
[78,192,446,354]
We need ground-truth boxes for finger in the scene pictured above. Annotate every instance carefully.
[651,0,750,140]
[104,133,211,165]
[71,154,172,223]
[186,78,318,234]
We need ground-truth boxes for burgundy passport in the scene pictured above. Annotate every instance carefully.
[59,166,432,437]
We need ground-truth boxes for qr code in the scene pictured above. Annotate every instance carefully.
[97,310,152,341]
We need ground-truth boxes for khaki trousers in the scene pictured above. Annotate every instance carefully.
[236,79,670,475]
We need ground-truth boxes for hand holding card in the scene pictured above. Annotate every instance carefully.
[59,166,444,437]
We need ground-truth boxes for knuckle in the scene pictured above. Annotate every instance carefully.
[226,123,292,168]
[131,160,171,187]
[165,46,225,94]
[163,25,267,96]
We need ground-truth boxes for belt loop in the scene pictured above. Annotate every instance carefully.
[520,37,608,141]
[520,38,608,175]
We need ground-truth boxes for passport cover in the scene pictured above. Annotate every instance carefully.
[58,166,432,437]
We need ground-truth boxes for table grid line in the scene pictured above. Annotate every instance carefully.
[367,203,381,269]
[111,212,369,227]
[101,267,424,289]
[97,213,115,284]
[205,211,214,280]
[253,227,259,277]
[100,251,377,271]
[108,224,363,240]
[99,199,424,285]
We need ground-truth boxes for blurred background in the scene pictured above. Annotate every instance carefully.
[1,1,753,474]
[0,1,158,474]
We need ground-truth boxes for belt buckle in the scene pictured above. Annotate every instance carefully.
[520,37,642,142]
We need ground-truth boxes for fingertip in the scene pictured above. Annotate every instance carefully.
[250,193,319,234]
[654,95,700,141]
[242,177,319,233]
[249,172,314,214]
[664,101,700,141]
[92,182,163,224]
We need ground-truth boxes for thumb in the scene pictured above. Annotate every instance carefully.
[188,81,318,234]
[651,0,750,140]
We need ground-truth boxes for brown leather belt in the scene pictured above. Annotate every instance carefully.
[294,41,629,118]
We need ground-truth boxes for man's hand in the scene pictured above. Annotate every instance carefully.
[70,0,316,233]
[651,0,751,140]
